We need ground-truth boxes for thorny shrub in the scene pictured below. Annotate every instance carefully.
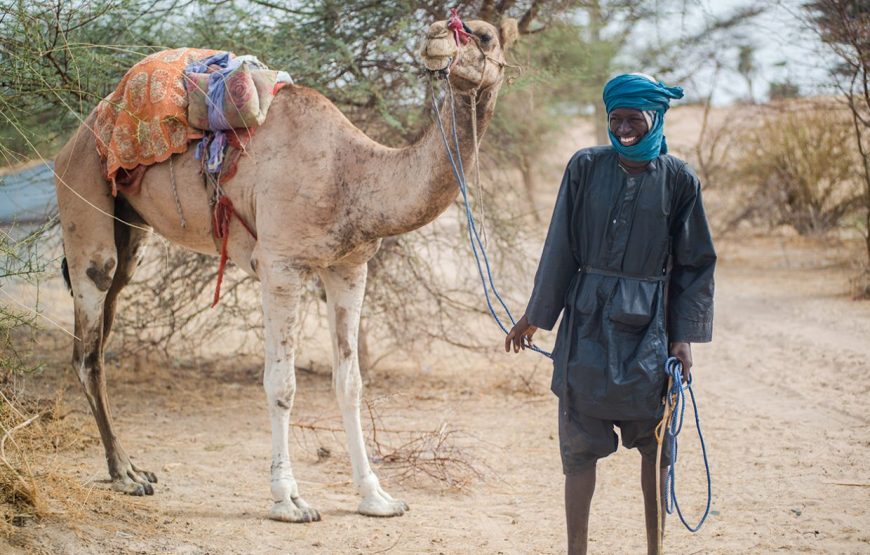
[732,102,863,235]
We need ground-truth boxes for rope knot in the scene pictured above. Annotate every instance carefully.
[447,8,471,46]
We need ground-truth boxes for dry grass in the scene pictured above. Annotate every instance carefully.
[0,393,46,535]
[0,386,160,550]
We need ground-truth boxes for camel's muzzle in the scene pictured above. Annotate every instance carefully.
[421,22,458,73]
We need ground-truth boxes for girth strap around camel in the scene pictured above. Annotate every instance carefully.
[93,47,292,306]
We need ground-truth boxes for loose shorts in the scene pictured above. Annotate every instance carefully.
[558,397,672,475]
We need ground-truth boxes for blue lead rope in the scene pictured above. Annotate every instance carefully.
[663,357,712,532]
[431,83,552,359]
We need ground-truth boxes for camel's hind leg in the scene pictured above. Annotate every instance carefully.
[56,127,156,495]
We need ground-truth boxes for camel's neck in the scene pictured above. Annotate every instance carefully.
[359,84,500,239]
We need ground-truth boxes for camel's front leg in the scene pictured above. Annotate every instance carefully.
[320,264,408,517]
[259,259,320,523]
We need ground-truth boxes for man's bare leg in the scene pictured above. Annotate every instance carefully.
[641,454,668,555]
[565,462,596,555]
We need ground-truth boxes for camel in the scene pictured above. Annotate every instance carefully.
[54,17,518,522]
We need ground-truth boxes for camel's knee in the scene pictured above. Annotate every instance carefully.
[65,249,117,306]
[69,256,116,385]
[84,255,117,292]
[334,363,363,411]
[74,344,99,380]
[264,365,297,413]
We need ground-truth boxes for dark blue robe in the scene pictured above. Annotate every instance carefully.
[526,146,716,420]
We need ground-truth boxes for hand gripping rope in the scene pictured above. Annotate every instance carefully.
[655,357,713,552]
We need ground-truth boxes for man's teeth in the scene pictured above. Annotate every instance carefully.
[619,136,638,146]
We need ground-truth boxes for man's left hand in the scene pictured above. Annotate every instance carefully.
[669,342,692,382]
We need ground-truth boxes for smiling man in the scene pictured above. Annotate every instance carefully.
[505,74,716,554]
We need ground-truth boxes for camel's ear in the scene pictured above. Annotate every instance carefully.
[499,18,519,50]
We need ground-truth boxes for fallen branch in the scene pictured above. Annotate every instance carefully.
[290,402,484,490]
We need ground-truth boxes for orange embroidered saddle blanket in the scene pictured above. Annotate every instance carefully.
[94,48,289,195]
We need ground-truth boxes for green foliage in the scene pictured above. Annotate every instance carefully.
[180,0,430,143]
[0,1,194,162]
[486,21,619,210]
[0,223,53,382]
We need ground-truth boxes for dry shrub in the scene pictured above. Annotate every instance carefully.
[0,388,159,545]
[110,194,534,372]
[851,263,870,299]
[112,243,266,359]
[732,101,863,235]
[364,401,484,490]
[0,391,70,534]
[291,398,484,491]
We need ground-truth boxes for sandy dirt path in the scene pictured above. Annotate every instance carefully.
[4,236,869,554]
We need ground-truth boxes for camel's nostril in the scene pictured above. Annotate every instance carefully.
[423,56,451,72]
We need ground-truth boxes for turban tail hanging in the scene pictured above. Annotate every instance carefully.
[603,74,684,161]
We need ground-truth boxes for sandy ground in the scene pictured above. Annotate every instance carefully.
[2,232,869,555]
[2,103,869,554]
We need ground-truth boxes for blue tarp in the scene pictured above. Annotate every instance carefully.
[0,162,57,224]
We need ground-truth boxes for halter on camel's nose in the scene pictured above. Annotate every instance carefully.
[422,21,459,73]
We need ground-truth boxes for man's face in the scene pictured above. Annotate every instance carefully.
[608,108,649,147]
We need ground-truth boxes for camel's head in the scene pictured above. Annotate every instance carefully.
[420,17,519,92]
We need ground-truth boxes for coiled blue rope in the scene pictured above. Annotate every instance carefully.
[430,82,552,358]
[662,357,712,532]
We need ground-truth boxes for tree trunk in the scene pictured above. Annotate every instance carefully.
[589,2,609,146]
[520,156,542,223]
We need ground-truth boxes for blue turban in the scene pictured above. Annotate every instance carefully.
[603,74,684,161]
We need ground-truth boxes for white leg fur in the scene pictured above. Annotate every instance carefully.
[260,259,320,523]
[320,264,408,517]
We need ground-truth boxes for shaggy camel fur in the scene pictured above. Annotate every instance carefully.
[54,18,517,521]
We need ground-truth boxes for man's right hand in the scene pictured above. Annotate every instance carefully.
[505,314,538,353]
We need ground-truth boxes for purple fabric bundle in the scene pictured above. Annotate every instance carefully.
[185,52,240,174]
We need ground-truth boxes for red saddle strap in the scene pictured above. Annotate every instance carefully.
[212,194,257,307]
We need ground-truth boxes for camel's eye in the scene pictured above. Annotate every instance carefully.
[480,33,492,44]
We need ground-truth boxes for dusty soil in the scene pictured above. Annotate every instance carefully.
[2,233,869,555]
[3,101,869,554]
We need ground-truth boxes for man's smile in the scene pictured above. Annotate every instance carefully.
[618,135,640,146]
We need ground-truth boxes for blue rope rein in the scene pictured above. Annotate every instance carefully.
[430,81,552,358]
[662,357,712,532]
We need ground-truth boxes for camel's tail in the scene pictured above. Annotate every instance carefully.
[61,255,72,297]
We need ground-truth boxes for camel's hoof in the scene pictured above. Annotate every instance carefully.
[358,495,409,517]
[269,499,321,523]
[111,464,157,496]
